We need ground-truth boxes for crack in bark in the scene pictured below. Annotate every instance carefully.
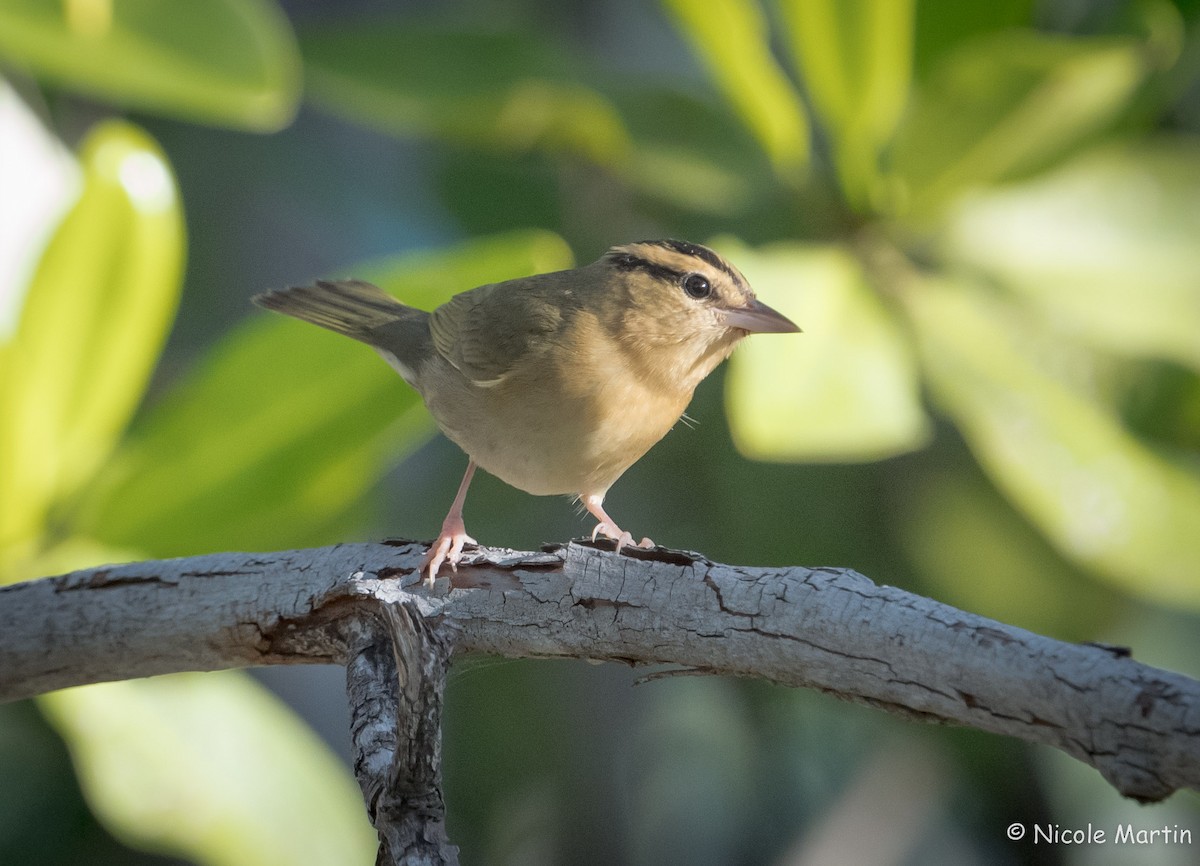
[52,571,178,591]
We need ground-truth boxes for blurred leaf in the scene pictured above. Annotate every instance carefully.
[723,241,930,461]
[911,0,1034,77]
[40,673,375,866]
[778,0,914,208]
[78,230,573,557]
[890,30,1150,216]
[942,139,1200,369]
[302,24,628,166]
[0,0,300,131]
[906,279,1200,610]
[661,0,810,175]
[611,87,773,217]
[0,77,80,340]
[356,228,573,298]
[0,120,182,559]
[80,316,428,556]
[897,466,1118,640]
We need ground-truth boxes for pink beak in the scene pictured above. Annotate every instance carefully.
[720,298,800,334]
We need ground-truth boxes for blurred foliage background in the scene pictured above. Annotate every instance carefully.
[2,0,1199,863]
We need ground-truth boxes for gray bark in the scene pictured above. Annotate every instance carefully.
[2,539,1198,862]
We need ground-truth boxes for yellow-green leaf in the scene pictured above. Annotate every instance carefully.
[0,0,300,131]
[890,31,1148,216]
[723,241,930,461]
[41,673,375,866]
[906,279,1200,610]
[778,0,914,208]
[662,0,810,175]
[0,120,182,556]
[942,139,1200,369]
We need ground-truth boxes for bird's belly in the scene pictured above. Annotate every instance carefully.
[423,362,686,497]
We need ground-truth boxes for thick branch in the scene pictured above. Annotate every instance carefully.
[2,540,1197,804]
[344,603,458,866]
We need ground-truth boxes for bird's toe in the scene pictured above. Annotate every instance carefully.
[590,520,636,553]
[421,529,477,584]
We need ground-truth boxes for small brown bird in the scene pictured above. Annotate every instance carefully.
[254,239,798,580]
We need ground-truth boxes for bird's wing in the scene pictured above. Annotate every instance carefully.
[429,278,565,387]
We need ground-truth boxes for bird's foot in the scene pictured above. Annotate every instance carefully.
[421,461,479,584]
[590,521,653,554]
[421,520,477,584]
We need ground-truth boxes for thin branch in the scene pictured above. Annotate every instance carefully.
[2,539,1198,808]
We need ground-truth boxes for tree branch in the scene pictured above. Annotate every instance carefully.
[344,602,458,865]
[3,540,1197,831]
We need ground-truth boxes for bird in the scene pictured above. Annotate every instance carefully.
[253,239,799,581]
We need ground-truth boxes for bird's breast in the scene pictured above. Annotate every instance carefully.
[417,337,692,497]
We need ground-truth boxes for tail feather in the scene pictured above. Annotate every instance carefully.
[252,279,419,342]
[254,279,434,381]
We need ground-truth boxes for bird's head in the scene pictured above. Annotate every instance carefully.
[599,239,799,389]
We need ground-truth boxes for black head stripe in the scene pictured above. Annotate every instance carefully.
[650,239,725,270]
[610,252,683,285]
[635,239,747,292]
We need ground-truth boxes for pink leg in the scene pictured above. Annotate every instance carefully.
[581,493,653,553]
[422,461,478,582]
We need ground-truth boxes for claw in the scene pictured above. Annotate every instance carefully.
[421,525,477,584]
[591,520,635,552]
[583,493,653,554]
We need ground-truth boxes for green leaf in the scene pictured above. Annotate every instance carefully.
[0,120,182,557]
[78,231,573,557]
[722,240,930,461]
[302,25,628,166]
[942,139,1200,370]
[906,279,1200,610]
[911,0,1034,77]
[778,0,914,208]
[40,673,376,866]
[661,0,810,175]
[889,30,1149,216]
[0,0,300,131]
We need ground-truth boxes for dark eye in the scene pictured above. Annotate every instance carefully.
[682,273,711,299]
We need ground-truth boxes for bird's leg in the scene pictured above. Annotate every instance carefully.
[421,460,478,583]
[581,493,653,553]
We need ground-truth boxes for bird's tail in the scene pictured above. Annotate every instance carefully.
[253,279,424,344]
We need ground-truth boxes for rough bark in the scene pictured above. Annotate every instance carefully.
[2,538,1198,859]
[344,603,458,866]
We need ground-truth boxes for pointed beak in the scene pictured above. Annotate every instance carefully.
[719,298,801,334]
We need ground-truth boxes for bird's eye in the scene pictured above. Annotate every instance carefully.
[682,273,711,299]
